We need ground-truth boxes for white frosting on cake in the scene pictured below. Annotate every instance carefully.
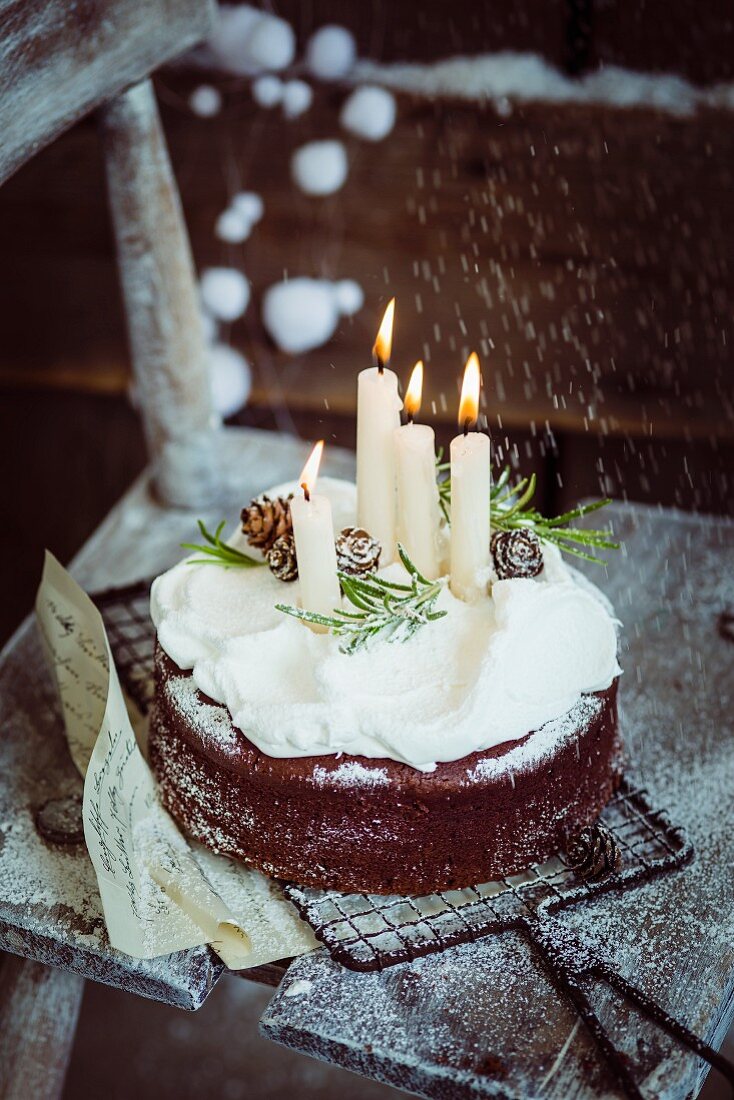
[151,477,620,772]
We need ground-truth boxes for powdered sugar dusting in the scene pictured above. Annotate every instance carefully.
[313,761,391,788]
[164,673,243,755]
[163,665,607,792]
[467,695,604,782]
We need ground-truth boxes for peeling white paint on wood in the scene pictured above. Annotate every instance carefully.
[0,953,84,1100]
[0,0,215,186]
[100,80,219,507]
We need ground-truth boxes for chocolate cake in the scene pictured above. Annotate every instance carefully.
[149,477,622,895]
[149,655,622,896]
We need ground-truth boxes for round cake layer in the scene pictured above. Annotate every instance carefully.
[149,646,622,895]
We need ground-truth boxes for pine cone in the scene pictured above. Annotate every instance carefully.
[267,534,298,582]
[336,527,381,576]
[567,823,622,882]
[491,528,543,580]
[241,494,292,553]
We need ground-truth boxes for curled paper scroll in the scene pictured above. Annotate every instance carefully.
[35,552,316,969]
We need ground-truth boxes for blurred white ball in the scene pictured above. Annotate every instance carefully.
[252,74,283,108]
[232,191,264,223]
[340,85,396,141]
[205,5,261,75]
[305,25,356,80]
[291,140,348,196]
[215,207,251,243]
[209,343,252,417]
[245,12,295,72]
[189,84,222,117]
[282,79,313,119]
[263,278,338,354]
[333,279,364,316]
[262,277,364,354]
[200,267,250,321]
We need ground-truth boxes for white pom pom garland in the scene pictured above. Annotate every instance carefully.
[200,267,250,322]
[291,140,348,196]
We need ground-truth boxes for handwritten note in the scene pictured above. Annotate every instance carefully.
[36,552,316,968]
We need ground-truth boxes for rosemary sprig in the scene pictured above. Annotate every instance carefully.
[276,544,447,654]
[436,446,451,523]
[182,520,265,568]
[490,470,619,563]
[435,456,619,564]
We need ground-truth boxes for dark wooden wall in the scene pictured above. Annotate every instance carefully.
[253,0,734,83]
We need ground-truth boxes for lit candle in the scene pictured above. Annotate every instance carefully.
[394,361,441,579]
[290,441,341,631]
[356,299,402,563]
[450,353,491,600]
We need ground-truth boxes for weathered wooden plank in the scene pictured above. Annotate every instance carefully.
[0,953,84,1100]
[261,505,734,1099]
[233,962,289,989]
[0,428,354,1007]
[0,0,215,185]
[99,79,217,506]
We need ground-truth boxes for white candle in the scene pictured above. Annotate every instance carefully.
[290,441,341,631]
[394,362,441,579]
[356,299,402,563]
[450,353,491,600]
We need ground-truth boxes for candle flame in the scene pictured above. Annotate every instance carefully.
[372,298,395,371]
[299,440,324,500]
[458,352,481,432]
[404,360,424,420]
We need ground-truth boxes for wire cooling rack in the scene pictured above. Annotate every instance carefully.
[282,781,691,972]
[95,580,156,715]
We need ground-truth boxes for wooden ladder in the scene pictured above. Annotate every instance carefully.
[0,2,217,1094]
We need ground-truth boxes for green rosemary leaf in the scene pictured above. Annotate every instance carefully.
[436,458,620,564]
[540,542,609,565]
[490,466,512,497]
[274,604,341,629]
[397,542,431,586]
[499,473,537,519]
[276,544,446,654]
[180,543,224,557]
[182,520,265,568]
[435,449,452,523]
[338,576,376,613]
[542,498,614,527]
[369,575,414,593]
[183,558,238,568]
